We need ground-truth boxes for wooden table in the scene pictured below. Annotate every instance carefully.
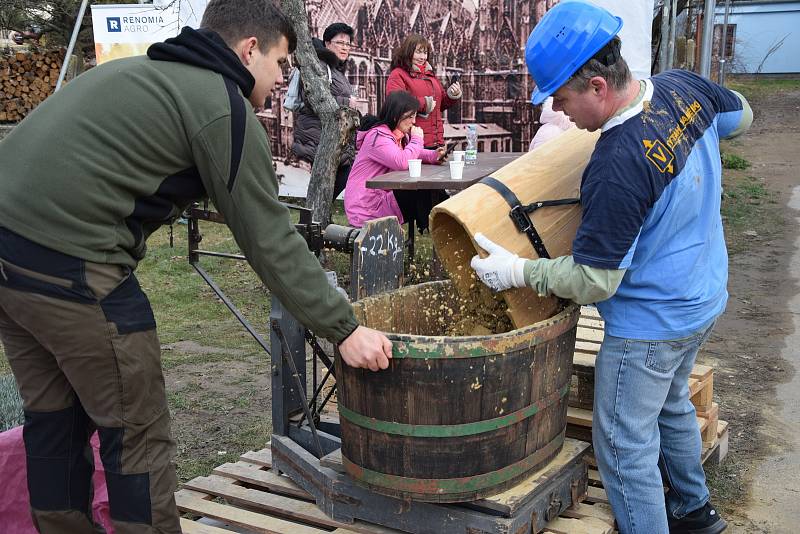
[366,152,525,191]
[366,152,524,260]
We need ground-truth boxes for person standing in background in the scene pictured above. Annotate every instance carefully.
[291,22,358,200]
[386,34,461,150]
[384,35,458,232]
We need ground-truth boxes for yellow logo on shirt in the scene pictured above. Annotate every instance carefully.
[643,139,675,174]
[666,100,703,150]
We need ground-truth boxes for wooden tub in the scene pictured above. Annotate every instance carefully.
[335,280,579,502]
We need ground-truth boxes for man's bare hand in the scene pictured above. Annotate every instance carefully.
[338,326,392,371]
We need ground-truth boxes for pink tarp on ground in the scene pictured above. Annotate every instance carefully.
[0,426,114,533]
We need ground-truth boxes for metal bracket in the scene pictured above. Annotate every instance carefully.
[273,322,325,458]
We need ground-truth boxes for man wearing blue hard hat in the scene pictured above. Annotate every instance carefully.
[471,1,752,533]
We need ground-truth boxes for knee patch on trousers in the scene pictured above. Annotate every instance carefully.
[99,274,157,335]
[98,426,153,524]
[23,406,93,513]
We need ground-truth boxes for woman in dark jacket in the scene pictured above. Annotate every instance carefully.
[291,23,357,198]
[386,34,462,148]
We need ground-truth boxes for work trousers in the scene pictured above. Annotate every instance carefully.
[0,227,180,534]
[592,320,716,534]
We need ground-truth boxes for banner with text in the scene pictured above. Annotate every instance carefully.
[91,3,181,65]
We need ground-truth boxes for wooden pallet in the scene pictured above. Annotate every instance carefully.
[567,406,729,465]
[177,444,616,534]
[573,307,715,411]
[174,424,730,534]
[570,307,724,455]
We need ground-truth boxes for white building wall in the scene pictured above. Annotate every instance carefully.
[716,1,800,74]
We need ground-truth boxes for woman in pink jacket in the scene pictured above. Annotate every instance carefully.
[345,91,445,229]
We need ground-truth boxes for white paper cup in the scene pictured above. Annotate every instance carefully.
[449,160,465,180]
[408,159,422,178]
[452,151,465,162]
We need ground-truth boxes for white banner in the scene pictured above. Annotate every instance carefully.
[91,3,182,64]
[587,0,655,79]
[172,0,209,30]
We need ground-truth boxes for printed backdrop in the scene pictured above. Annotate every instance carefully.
[90,1,653,194]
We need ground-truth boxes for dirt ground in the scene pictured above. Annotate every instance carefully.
[700,84,800,532]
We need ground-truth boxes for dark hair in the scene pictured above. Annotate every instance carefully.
[323,23,354,44]
[200,0,297,54]
[565,37,631,93]
[390,34,432,71]
[360,91,419,132]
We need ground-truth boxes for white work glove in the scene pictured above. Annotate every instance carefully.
[470,233,528,292]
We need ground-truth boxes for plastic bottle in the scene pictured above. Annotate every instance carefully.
[465,124,478,165]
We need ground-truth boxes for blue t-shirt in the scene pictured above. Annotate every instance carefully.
[572,70,744,340]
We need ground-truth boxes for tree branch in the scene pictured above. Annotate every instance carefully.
[281,0,359,225]
[755,34,788,75]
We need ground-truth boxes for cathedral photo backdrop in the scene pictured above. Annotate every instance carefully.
[261,0,563,167]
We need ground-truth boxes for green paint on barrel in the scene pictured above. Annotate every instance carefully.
[338,385,569,438]
[342,430,566,496]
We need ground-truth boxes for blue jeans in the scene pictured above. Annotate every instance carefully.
[592,320,716,534]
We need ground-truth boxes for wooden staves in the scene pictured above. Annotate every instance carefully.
[339,279,580,503]
[0,49,65,122]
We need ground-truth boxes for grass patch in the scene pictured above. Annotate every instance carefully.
[705,454,749,518]
[0,374,23,432]
[175,421,272,482]
[138,225,271,352]
[727,77,800,100]
[176,451,241,483]
[721,152,750,170]
[167,390,191,411]
[719,141,780,255]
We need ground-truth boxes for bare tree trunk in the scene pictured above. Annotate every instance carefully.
[281,0,360,225]
[652,0,689,74]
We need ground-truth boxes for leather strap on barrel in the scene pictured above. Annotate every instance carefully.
[479,176,580,259]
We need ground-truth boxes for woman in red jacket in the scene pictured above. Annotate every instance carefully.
[386,35,462,149]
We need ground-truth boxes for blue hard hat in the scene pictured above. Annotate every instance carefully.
[526,1,623,105]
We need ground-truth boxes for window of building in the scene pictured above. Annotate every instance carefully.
[491,140,498,152]
[478,141,485,152]
[714,24,736,58]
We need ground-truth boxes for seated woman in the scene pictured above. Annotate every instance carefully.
[345,90,445,229]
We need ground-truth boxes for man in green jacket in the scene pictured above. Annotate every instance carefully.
[0,1,391,532]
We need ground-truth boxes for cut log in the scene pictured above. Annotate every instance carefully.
[0,49,68,123]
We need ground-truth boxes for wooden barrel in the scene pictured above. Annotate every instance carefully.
[430,128,600,328]
[335,280,579,503]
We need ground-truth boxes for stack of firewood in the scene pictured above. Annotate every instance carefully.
[1,49,65,122]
